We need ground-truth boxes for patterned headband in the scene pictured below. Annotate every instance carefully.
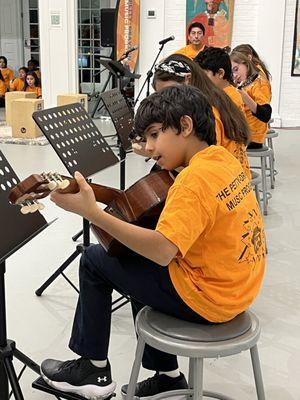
[155,60,191,77]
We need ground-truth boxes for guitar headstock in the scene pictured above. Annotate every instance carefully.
[237,73,259,90]
[9,172,70,214]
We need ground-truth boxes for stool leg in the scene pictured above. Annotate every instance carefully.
[269,151,275,189]
[126,337,145,400]
[254,184,261,209]
[250,345,266,400]
[189,358,203,400]
[261,156,268,215]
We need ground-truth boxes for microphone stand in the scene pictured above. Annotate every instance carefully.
[134,42,166,106]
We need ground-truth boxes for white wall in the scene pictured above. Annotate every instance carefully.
[38,0,78,108]
[138,0,300,127]
[135,0,186,103]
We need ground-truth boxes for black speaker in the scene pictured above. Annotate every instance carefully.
[100,8,116,47]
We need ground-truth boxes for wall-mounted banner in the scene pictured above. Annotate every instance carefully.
[116,0,139,72]
[292,0,300,76]
[186,0,235,48]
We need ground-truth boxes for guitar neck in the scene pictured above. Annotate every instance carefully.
[61,176,127,206]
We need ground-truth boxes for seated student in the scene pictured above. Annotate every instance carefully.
[230,51,272,149]
[23,71,42,98]
[10,67,28,91]
[232,44,272,84]
[141,54,251,179]
[174,22,207,60]
[195,47,245,113]
[27,58,41,79]
[40,85,266,400]
[0,70,6,107]
[0,56,14,89]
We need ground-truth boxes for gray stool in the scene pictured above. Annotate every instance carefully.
[247,145,274,215]
[126,307,265,400]
[250,170,262,207]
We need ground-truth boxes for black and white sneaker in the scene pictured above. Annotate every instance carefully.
[40,357,116,400]
[121,372,188,399]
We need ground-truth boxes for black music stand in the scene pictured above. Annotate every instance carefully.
[91,59,140,118]
[101,88,133,190]
[32,103,118,297]
[0,150,52,400]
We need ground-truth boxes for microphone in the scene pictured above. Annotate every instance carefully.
[159,35,175,45]
[123,45,139,57]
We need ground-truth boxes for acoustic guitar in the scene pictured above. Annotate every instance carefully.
[8,170,174,257]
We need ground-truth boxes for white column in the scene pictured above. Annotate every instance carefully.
[257,0,287,127]
[38,0,78,108]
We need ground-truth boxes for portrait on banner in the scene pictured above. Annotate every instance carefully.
[186,0,235,48]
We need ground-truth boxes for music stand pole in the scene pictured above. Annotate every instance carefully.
[134,43,165,106]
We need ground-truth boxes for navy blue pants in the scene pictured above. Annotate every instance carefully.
[69,244,209,371]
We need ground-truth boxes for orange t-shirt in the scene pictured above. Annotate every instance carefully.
[0,68,14,88]
[257,64,272,99]
[0,79,6,96]
[174,44,206,60]
[244,76,271,144]
[156,146,266,322]
[213,107,251,180]
[10,77,25,91]
[25,86,42,98]
[224,85,245,114]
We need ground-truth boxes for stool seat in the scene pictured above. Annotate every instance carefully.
[145,309,251,343]
[126,307,265,399]
[266,131,279,139]
[247,146,273,157]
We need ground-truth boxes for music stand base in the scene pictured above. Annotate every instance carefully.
[0,339,40,400]
[35,245,83,296]
[32,376,116,400]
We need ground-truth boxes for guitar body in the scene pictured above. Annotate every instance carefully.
[91,170,174,257]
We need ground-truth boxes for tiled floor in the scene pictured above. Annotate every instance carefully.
[0,109,300,399]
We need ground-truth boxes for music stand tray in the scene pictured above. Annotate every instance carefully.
[101,88,133,152]
[99,59,141,80]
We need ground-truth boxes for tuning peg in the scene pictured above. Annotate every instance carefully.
[53,173,70,190]
[29,201,39,213]
[20,204,31,214]
[58,179,70,189]
[20,201,32,214]
[38,202,45,210]
[48,180,58,190]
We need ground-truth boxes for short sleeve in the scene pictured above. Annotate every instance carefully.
[156,184,211,257]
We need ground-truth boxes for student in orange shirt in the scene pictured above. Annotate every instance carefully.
[40,85,266,400]
[0,56,14,89]
[27,58,41,79]
[230,51,272,148]
[145,54,251,179]
[0,70,6,107]
[10,67,28,91]
[195,46,245,112]
[232,44,271,83]
[23,71,42,98]
[174,22,207,60]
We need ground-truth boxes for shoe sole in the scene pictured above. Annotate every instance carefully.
[41,372,116,400]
